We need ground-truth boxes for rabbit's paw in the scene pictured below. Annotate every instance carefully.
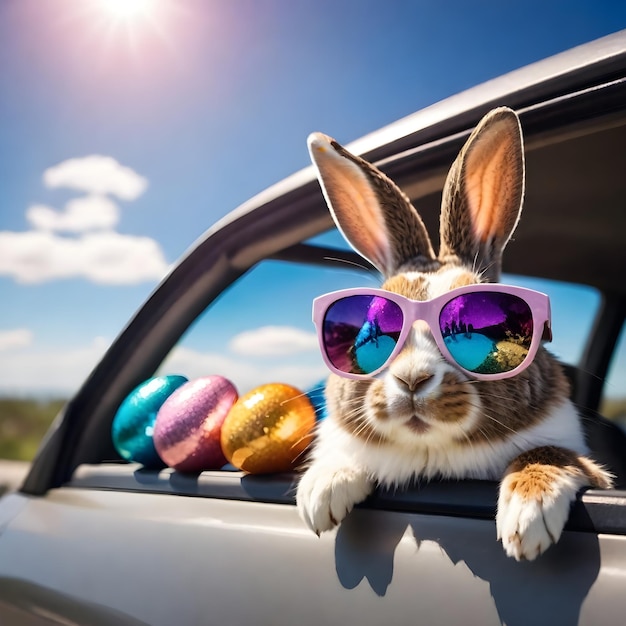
[496,466,582,561]
[296,463,372,535]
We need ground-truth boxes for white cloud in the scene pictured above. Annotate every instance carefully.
[0,330,321,396]
[158,345,328,395]
[229,325,319,356]
[0,230,169,284]
[26,195,120,233]
[2,155,162,286]
[0,328,34,351]
[0,337,111,396]
[0,340,328,397]
[43,155,148,200]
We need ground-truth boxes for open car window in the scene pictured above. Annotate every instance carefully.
[158,253,376,396]
[502,275,601,370]
[65,246,625,532]
[601,322,626,425]
[156,246,603,417]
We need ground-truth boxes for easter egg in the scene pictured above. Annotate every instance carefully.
[153,375,238,473]
[112,375,188,468]
[221,383,316,474]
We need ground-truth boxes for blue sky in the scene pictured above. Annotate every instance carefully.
[1,0,625,397]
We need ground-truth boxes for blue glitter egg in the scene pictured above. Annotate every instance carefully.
[112,375,188,468]
[306,380,328,421]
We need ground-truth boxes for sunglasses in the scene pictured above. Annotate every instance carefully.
[313,284,552,381]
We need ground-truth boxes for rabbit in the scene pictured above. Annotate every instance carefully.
[296,107,613,561]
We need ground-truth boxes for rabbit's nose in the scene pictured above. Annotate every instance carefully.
[392,371,434,394]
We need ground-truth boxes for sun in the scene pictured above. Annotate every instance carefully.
[97,0,155,21]
[75,0,183,62]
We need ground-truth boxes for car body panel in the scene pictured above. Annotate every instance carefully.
[1,487,626,626]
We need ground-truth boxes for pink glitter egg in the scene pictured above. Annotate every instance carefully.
[153,375,238,473]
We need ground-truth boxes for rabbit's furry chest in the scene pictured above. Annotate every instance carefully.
[309,397,588,487]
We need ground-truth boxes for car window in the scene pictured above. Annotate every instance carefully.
[158,257,377,395]
[600,322,626,426]
[158,251,601,400]
[307,229,354,250]
[501,275,601,368]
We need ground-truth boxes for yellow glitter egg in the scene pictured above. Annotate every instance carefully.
[221,383,316,474]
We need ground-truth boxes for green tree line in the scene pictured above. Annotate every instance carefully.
[0,398,65,460]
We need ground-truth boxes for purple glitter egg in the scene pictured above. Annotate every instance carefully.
[153,375,238,473]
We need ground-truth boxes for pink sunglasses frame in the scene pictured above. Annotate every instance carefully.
[312,283,552,381]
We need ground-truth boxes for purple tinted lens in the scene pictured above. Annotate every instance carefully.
[439,292,533,374]
[323,295,403,374]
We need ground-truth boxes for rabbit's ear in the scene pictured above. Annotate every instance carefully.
[439,107,524,280]
[308,133,436,277]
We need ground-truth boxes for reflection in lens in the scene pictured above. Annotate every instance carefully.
[439,292,533,374]
[323,295,403,374]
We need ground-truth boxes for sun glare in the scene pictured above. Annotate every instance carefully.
[68,0,186,67]
[99,0,154,21]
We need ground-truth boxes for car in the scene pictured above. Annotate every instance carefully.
[1,30,626,626]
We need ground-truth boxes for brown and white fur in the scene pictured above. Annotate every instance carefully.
[296,107,612,561]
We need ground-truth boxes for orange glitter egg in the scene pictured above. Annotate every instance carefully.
[221,383,316,474]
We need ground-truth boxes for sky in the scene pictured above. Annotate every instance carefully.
[1,0,625,399]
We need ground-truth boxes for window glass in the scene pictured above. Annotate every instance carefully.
[501,274,600,367]
[600,323,626,426]
[307,229,353,250]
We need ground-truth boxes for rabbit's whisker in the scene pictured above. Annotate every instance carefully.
[323,256,378,274]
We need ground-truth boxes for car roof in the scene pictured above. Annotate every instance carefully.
[22,30,626,494]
